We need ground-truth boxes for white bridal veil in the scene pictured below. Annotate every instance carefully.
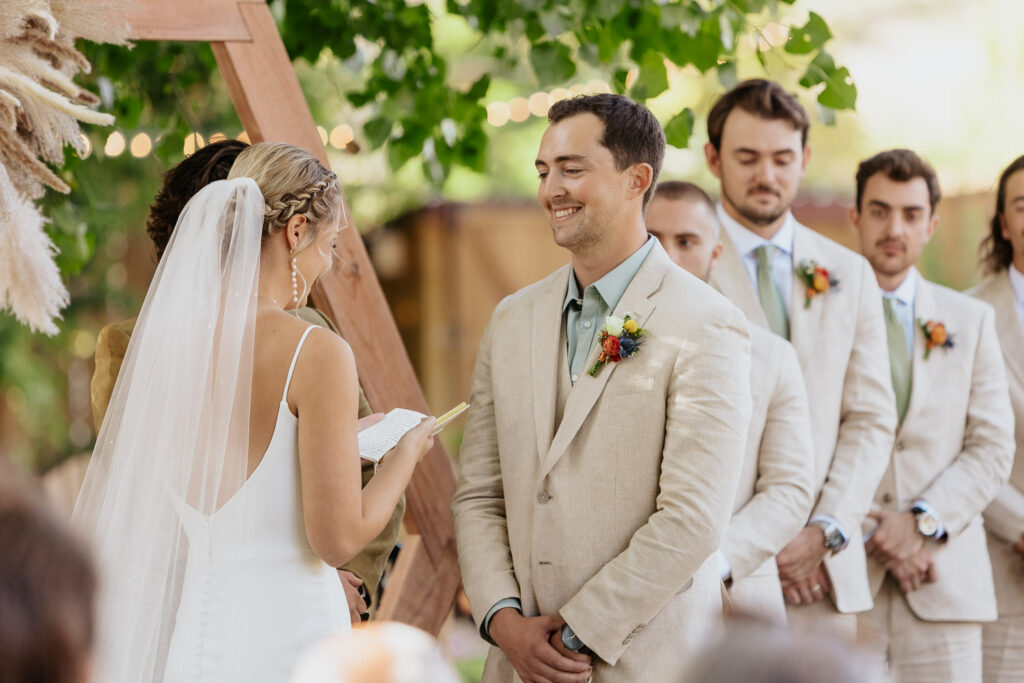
[73,178,265,681]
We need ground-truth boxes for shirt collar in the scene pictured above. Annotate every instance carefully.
[717,203,795,258]
[882,267,917,308]
[562,236,655,314]
[1009,264,1024,307]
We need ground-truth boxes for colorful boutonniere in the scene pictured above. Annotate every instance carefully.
[588,314,648,377]
[796,260,839,308]
[917,319,954,359]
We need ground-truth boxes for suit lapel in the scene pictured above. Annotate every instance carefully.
[539,246,666,476]
[901,277,935,427]
[989,271,1024,388]
[788,224,826,360]
[710,230,767,328]
[531,266,571,463]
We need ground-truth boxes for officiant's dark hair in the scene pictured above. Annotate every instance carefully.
[707,79,810,151]
[547,93,665,210]
[147,139,250,261]
[0,461,97,683]
[980,154,1024,274]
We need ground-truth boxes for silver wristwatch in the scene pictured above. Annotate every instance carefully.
[560,624,586,653]
[809,519,846,551]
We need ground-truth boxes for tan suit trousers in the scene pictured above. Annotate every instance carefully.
[858,577,982,683]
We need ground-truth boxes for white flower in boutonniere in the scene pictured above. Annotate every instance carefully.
[796,260,840,308]
[588,314,648,377]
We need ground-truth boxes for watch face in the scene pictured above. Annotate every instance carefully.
[917,514,939,537]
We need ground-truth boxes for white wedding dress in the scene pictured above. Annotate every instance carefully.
[163,326,350,682]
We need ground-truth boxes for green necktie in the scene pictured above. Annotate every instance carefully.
[755,244,790,339]
[883,297,912,423]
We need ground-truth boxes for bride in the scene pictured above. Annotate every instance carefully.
[72,142,435,682]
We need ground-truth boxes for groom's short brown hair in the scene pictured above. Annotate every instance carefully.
[547,93,665,210]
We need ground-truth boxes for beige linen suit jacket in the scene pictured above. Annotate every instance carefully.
[453,243,752,681]
[724,326,815,622]
[866,276,1014,621]
[709,219,897,613]
[971,271,1024,620]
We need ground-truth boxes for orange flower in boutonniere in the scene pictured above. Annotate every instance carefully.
[796,260,839,308]
[917,318,954,359]
[588,314,648,377]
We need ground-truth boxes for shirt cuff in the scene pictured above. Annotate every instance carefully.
[715,549,732,582]
[809,514,849,551]
[481,598,522,644]
[912,499,947,539]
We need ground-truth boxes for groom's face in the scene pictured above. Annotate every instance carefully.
[535,112,630,252]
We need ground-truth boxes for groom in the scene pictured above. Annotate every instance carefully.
[453,94,752,681]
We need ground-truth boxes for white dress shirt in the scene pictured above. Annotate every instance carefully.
[1009,264,1024,330]
[717,203,796,316]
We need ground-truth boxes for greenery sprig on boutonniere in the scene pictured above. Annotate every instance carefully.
[796,260,839,308]
[918,319,954,359]
[588,314,648,377]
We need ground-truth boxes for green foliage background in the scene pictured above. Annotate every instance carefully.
[0,0,854,470]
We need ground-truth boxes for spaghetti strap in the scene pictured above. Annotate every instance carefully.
[282,326,316,403]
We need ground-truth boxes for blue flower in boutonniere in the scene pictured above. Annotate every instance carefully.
[917,318,954,359]
[588,314,648,377]
[796,260,840,308]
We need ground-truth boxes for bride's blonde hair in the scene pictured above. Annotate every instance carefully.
[227,142,343,251]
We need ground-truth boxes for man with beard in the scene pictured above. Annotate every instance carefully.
[704,79,896,636]
[851,149,1012,681]
[647,181,813,623]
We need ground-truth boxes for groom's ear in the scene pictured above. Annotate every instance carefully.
[626,162,654,202]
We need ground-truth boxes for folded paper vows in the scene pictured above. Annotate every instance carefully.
[358,402,470,464]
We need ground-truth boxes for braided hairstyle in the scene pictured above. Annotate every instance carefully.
[226,142,343,252]
[146,139,250,260]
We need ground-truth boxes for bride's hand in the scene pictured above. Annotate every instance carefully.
[396,417,436,463]
[357,413,386,431]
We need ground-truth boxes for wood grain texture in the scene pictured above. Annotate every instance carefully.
[125,0,253,42]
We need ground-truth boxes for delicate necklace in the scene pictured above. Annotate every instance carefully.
[256,294,282,307]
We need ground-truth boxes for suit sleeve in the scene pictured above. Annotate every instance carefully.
[984,483,1024,545]
[91,324,131,431]
[921,305,1015,536]
[812,260,897,535]
[722,343,815,580]
[451,310,521,630]
[559,303,751,665]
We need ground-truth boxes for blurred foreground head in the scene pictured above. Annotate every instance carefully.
[292,626,460,683]
[0,461,97,683]
[681,620,883,683]
[290,622,460,683]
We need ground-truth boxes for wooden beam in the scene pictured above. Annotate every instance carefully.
[125,0,254,42]
[377,535,462,635]
[199,2,459,631]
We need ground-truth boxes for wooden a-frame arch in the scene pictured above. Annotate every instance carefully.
[123,0,460,634]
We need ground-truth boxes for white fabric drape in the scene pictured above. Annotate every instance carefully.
[73,178,265,681]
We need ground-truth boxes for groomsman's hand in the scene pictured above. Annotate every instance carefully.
[337,570,367,624]
[866,509,923,566]
[489,610,591,683]
[886,549,937,594]
[783,565,831,605]
[777,526,829,585]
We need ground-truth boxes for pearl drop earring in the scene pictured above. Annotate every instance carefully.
[291,254,299,305]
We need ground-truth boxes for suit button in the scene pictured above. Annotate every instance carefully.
[895,441,905,452]
[536,491,550,504]
[882,493,893,504]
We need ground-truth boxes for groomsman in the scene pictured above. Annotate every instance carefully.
[453,94,752,681]
[704,79,896,634]
[851,149,1013,681]
[970,154,1024,681]
[647,181,814,622]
